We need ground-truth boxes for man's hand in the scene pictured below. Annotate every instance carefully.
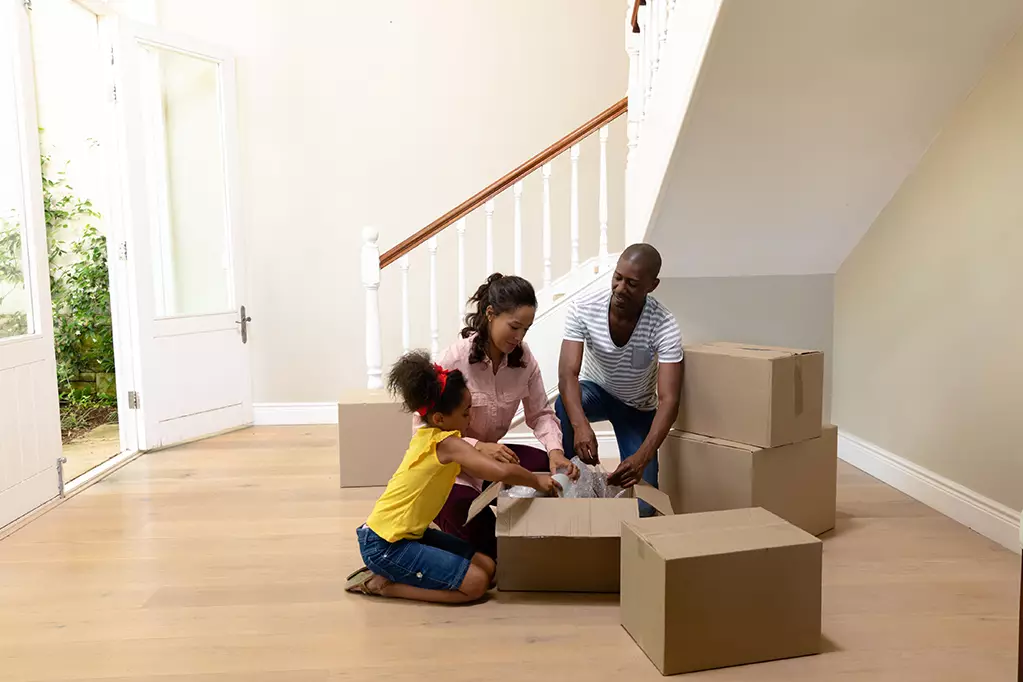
[548,449,579,480]
[475,442,519,465]
[607,453,648,488]
[573,422,600,465]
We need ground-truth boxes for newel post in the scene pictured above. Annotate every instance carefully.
[361,227,383,390]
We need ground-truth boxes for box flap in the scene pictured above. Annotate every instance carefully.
[685,342,821,361]
[496,497,637,538]
[464,482,504,524]
[709,341,822,358]
[338,388,400,405]
[669,430,759,454]
[624,507,819,560]
[634,483,674,515]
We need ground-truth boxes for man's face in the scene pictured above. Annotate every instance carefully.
[610,257,658,314]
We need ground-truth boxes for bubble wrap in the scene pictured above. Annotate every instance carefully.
[561,457,624,499]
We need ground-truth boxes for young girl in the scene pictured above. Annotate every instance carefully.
[346,350,559,603]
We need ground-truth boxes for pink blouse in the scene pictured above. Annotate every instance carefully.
[416,335,563,491]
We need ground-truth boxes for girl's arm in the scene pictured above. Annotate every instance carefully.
[437,437,558,494]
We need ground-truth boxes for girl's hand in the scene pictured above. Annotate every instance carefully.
[534,474,562,497]
[475,442,519,465]
[548,450,579,480]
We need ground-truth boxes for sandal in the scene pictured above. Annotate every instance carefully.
[345,567,375,594]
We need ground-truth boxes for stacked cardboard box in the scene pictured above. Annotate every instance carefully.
[663,342,837,536]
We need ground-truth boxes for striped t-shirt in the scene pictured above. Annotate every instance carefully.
[564,288,683,411]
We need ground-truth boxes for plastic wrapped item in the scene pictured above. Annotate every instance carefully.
[504,485,542,498]
[560,457,624,499]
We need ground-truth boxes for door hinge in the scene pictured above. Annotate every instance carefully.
[118,241,128,261]
[127,391,140,410]
[110,47,115,66]
[112,85,118,103]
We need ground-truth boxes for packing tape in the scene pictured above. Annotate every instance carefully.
[794,356,804,416]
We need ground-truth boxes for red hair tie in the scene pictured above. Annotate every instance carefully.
[417,364,451,418]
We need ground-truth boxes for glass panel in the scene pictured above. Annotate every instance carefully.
[141,44,232,317]
[0,53,33,339]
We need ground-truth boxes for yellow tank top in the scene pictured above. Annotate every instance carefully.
[366,427,462,542]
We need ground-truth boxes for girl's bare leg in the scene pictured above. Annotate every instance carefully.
[366,563,490,604]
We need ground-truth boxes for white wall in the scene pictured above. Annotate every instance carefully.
[640,0,1023,278]
[142,0,628,403]
[834,27,1023,512]
[655,274,835,421]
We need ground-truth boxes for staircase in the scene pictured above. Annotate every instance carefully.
[361,0,689,395]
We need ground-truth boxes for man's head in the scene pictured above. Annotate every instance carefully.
[611,243,662,315]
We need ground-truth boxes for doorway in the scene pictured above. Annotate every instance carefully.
[26,0,137,485]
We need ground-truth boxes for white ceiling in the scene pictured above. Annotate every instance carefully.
[648,0,1023,277]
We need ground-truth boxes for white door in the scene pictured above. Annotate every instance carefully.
[0,0,62,526]
[107,19,252,450]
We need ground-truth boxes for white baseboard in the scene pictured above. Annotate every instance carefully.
[253,402,338,426]
[838,430,1020,554]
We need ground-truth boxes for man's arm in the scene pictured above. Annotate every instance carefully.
[608,362,682,487]
[558,339,599,463]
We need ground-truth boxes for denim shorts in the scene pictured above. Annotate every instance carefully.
[357,525,474,591]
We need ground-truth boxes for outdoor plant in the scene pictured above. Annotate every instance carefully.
[0,153,117,440]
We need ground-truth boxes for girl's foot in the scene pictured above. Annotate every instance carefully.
[345,567,392,596]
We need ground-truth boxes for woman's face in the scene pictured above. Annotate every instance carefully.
[488,305,536,356]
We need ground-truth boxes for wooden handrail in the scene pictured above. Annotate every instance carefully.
[379,97,629,269]
[631,0,646,33]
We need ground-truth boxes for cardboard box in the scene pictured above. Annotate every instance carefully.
[621,508,822,675]
[680,342,824,448]
[661,426,837,536]
[337,389,412,488]
[465,482,673,592]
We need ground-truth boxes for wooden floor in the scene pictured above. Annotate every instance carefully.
[0,426,1018,681]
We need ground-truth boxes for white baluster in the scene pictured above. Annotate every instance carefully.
[399,255,411,353]
[456,218,466,329]
[361,227,383,389]
[638,1,650,121]
[570,144,580,269]
[484,199,495,274]
[599,126,609,268]
[513,181,523,276]
[542,163,552,287]
[660,0,671,55]
[428,236,439,356]
[626,6,642,163]
[649,0,662,98]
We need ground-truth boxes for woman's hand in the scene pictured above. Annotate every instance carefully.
[548,449,579,480]
[474,442,520,465]
[533,474,562,497]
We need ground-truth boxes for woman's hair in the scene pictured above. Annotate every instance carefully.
[386,350,467,417]
[460,273,537,368]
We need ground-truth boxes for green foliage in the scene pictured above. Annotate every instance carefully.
[0,155,113,397]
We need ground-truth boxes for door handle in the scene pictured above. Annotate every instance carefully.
[236,305,252,344]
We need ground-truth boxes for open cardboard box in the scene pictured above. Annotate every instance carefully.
[466,478,674,592]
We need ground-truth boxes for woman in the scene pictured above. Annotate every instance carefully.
[426,273,577,559]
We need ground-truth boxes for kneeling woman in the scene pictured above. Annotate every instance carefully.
[347,351,558,603]
[431,274,578,559]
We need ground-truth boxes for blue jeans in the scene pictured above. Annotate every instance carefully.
[555,380,659,516]
[357,525,474,591]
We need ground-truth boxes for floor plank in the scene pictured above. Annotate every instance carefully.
[0,426,1018,681]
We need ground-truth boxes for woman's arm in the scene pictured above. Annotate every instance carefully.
[437,436,557,493]
[522,360,563,453]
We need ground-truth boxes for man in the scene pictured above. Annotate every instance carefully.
[556,244,682,515]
